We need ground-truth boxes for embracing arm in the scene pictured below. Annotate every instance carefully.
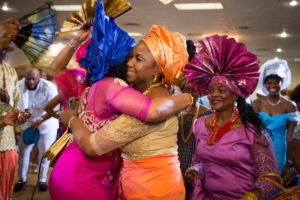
[105,80,193,123]
[49,30,90,76]
[146,94,193,122]
[65,113,152,156]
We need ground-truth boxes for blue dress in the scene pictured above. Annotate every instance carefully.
[259,112,299,174]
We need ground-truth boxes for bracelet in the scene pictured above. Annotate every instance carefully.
[38,116,44,122]
[186,93,194,106]
[241,192,258,200]
[68,38,81,51]
[68,116,77,129]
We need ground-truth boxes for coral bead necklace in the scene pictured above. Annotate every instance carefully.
[208,107,239,145]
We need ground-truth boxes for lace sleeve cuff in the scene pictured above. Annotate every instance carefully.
[90,114,151,155]
[253,133,280,198]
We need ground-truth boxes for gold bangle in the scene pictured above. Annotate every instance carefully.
[241,192,258,200]
[39,116,44,122]
[68,116,77,129]
[186,93,194,106]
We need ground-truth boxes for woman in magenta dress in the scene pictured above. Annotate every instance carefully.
[48,1,193,199]
[184,35,280,200]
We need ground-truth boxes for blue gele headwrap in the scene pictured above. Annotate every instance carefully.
[78,0,136,84]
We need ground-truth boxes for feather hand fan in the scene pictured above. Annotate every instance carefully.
[15,2,57,63]
[60,0,132,34]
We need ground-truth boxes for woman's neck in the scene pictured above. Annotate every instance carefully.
[135,81,154,93]
[267,93,281,101]
[215,106,234,123]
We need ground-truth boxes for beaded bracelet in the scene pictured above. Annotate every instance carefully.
[68,38,81,51]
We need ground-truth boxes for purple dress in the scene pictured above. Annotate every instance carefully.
[49,77,151,200]
[191,116,278,200]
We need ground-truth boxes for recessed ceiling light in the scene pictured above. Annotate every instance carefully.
[2,2,12,11]
[277,31,289,38]
[274,57,279,60]
[128,32,142,37]
[289,0,298,6]
[174,3,223,10]
[276,48,282,53]
[159,0,173,5]
[51,5,81,11]
[294,58,300,62]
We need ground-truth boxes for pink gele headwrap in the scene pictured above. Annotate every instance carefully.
[53,68,87,108]
[184,35,260,99]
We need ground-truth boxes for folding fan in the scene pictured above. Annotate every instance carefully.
[14,2,57,63]
[0,3,57,64]
[60,0,132,34]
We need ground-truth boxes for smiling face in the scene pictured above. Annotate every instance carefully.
[126,41,158,89]
[264,75,283,96]
[207,83,238,111]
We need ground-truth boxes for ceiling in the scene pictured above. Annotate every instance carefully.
[1,0,300,86]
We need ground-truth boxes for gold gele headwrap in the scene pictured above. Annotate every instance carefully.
[142,25,189,85]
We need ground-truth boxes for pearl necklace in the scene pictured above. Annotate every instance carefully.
[266,97,281,106]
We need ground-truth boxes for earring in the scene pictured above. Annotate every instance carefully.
[153,72,159,83]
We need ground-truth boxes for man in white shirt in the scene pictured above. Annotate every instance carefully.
[14,68,59,192]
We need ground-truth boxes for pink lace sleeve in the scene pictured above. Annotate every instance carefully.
[252,132,279,199]
[93,78,151,121]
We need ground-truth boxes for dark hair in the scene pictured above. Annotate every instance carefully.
[85,61,128,87]
[186,40,196,62]
[236,97,267,134]
[264,74,283,84]
[105,61,128,81]
[290,84,300,103]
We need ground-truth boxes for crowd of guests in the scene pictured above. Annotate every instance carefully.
[1,0,300,200]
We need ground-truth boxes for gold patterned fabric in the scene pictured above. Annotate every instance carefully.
[90,115,179,160]
[0,61,19,151]
[142,25,189,85]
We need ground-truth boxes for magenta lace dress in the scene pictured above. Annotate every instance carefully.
[191,117,279,200]
[49,77,151,200]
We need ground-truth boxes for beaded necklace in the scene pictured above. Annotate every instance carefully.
[180,106,200,143]
[207,107,239,145]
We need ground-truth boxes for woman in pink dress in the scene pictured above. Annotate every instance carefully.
[48,1,193,199]
[184,35,280,200]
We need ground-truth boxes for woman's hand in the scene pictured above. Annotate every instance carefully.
[185,167,201,184]
[282,162,298,187]
[58,109,78,126]
[74,28,91,44]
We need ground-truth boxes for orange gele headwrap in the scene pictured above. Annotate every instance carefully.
[142,25,189,85]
